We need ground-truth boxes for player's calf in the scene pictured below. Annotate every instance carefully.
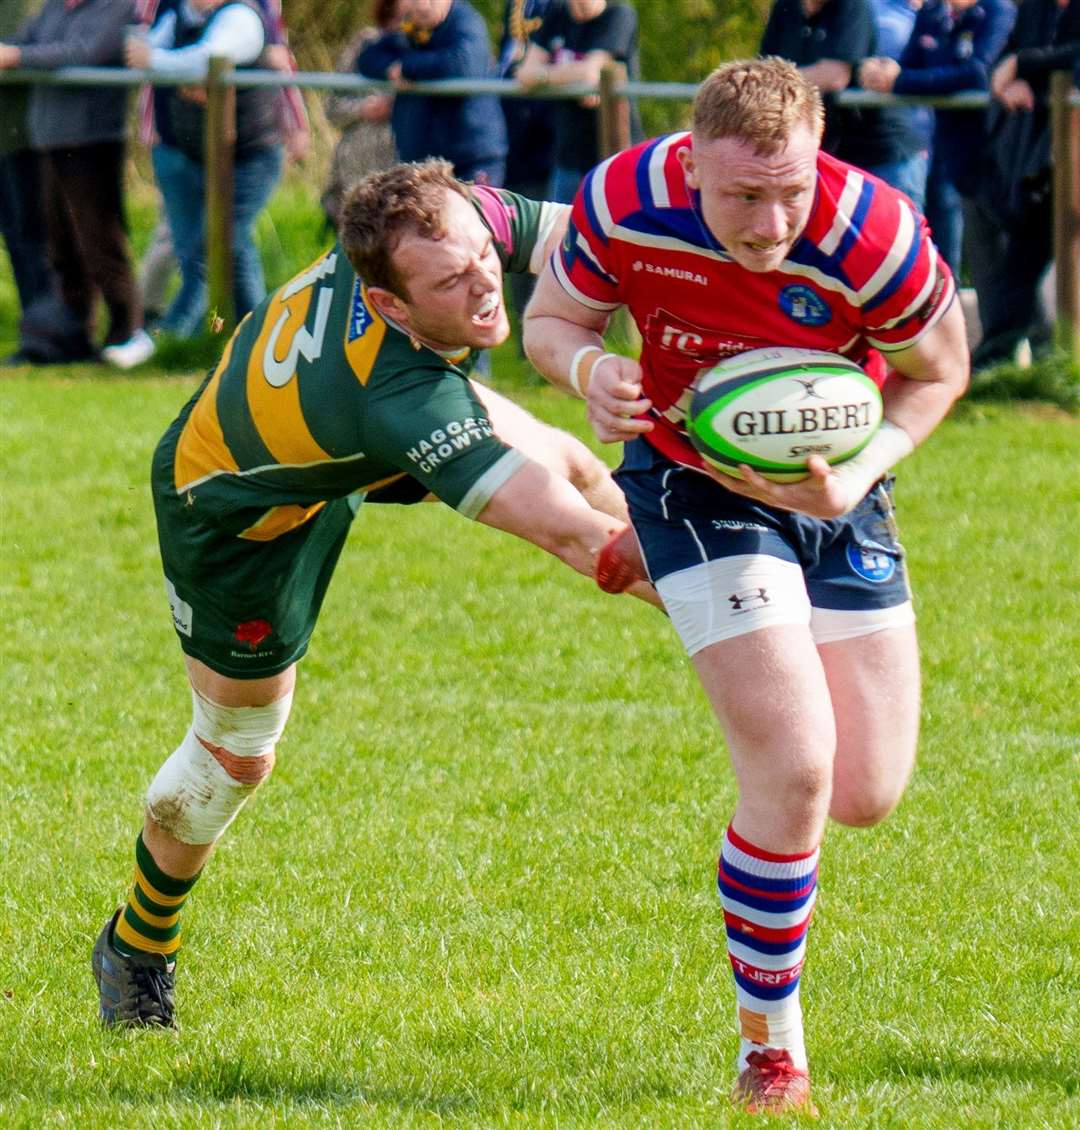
[95,686,294,1023]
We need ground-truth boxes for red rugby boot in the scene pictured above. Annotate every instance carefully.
[731,1048,817,1117]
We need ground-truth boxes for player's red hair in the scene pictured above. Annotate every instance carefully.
[693,58,825,153]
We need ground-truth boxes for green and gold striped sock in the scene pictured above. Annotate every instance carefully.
[111,833,201,961]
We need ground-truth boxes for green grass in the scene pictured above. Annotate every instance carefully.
[0,364,1076,1126]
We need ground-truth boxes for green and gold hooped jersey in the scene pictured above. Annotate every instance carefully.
[166,187,555,541]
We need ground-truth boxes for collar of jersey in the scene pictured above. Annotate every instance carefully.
[382,309,471,365]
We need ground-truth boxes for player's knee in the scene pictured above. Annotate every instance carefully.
[145,687,293,845]
[830,782,902,828]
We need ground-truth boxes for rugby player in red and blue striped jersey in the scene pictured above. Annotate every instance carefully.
[525,57,970,1115]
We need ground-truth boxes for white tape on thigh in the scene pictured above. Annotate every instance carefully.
[656,554,811,656]
[145,689,293,845]
[810,601,915,645]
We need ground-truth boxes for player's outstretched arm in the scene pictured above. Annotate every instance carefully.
[475,457,662,608]
[523,267,653,443]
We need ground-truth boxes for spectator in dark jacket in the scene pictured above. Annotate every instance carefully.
[357,0,508,185]
[0,0,56,349]
[966,0,1080,367]
[0,0,153,368]
[499,0,564,337]
[860,0,1017,272]
[760,0,930,206]
[517,0,641,203]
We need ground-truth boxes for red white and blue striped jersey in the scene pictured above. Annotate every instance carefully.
[554,132,956,468]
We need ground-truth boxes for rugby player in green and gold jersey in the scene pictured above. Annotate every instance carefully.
[92,159,656,1027]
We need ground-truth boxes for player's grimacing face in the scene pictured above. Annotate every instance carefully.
[384,190,509,353]
[680,127,819,273]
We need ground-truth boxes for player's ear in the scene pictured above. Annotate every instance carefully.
[366,285,408,326]
[677,145,699,190]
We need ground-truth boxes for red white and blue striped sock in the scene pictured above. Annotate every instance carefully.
[717,825,819,1071]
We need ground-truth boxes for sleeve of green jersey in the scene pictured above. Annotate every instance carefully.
[469,185,566,276]
[360,366,527,520]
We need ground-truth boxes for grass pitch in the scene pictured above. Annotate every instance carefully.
[0,368,1076,1128]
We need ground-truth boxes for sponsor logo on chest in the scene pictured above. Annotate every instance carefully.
[632,259,709,287]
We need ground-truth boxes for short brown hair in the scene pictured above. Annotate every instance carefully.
[693,57,824,153]
[340,159,469,298]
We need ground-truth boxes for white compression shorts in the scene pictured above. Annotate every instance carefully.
[656,553,915,656]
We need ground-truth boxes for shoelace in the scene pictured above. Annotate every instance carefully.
[131,963,173,1020]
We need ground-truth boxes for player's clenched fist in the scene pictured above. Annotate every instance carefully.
[585,353,654,443]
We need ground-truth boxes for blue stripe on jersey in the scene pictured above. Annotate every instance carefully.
[863,217,923,313]
[580,166,609,247]
[718,878,816,916]
[786,237,855,290]
[720,859,818,896]
[732,970,801,1001]
[634,136,665,212]
[618,206,716,250]
[831,178,876,267]
[726,929,806,958]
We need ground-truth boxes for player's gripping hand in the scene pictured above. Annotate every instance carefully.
[705,455,856,520]
[585,354,654,444]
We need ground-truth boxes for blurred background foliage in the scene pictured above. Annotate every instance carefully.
[286,0,774,134]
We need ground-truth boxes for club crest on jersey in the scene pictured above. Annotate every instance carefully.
[349,280,373,342]
[846,541,896,583]
[779,284,832,327]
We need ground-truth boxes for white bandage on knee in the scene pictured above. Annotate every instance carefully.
[145,687,293,845]
[656,554,811,656]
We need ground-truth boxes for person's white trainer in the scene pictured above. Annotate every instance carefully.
[102,329,155,369]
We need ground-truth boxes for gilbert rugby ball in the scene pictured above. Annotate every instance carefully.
[687,347,883,482]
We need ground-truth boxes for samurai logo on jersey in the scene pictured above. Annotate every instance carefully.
[632,260,708,286]
[405,417,495,474]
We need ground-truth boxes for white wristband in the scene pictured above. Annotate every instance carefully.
[568,345,604,398]
[830,419,916,508]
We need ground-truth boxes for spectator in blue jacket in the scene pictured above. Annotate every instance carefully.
[357,0,508,185]
[860,0,1017,273]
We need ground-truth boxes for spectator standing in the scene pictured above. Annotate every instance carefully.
[0,0,154,368]
[860,0,1017,274]
[126,0,286,339]
[761,0,930,207]
[965,0,1080,368]
[0,0,56,349]
[516,0,641,203]
[499,0,565,337]
[134,0,308,325]
[357,0,507,185]
[321,0,399,232]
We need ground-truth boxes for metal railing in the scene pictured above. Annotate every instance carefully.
[3,63,1078,360]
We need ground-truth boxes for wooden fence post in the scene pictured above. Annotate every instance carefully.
[598,62,630,159]
[1051,70,1079,363]
[205,55,236,335]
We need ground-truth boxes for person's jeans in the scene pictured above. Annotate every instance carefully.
[864,149,929,212]
[550,166,587,205]
[153,143,284,338]
[0,149,54,313]
[923,149,962,276]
